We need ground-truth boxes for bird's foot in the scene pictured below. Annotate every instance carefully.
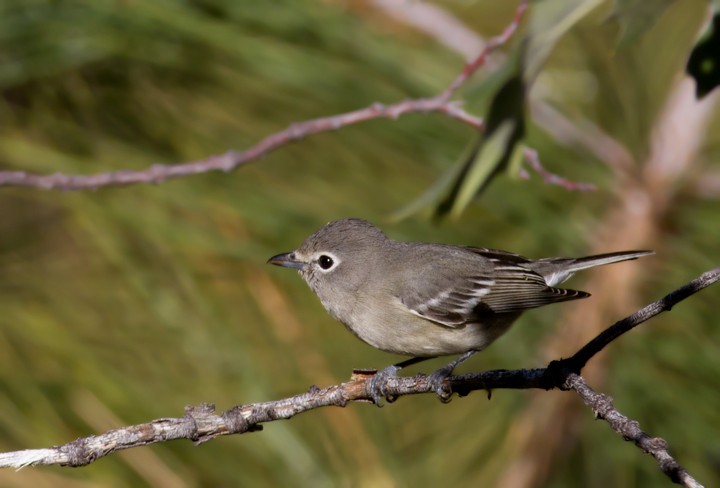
[427,364,455,403]
[426,351,478,403]
[367,365,400,406]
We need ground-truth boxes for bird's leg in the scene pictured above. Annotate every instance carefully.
[428,350,478,403]
[367,356,433,406]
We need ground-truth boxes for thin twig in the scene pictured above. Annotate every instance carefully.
[567,375,704,488]
[437,0,527,101]
[520,147,596,192]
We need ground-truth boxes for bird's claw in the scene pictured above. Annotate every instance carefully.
[427,366,454,403]
[367,365,400,406]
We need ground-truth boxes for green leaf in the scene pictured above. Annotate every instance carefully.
[416,0,606,220]
[437,72,526,218]
[447,121,517,219]
[394,51,527,221]
[506,138,526,180]
[525,0,604,82]
[389,140,479,222]
[608,0,676,48]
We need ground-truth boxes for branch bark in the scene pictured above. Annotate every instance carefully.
[0,266,716,488]
[0,4,527,191]
[567,375,704,488]
[0,99,482,191]
[0,1,593,195]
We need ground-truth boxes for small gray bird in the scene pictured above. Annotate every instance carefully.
[268,218,652,402]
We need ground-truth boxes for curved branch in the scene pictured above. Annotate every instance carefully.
[0,266,716,488]
[566,266,720,371]
[0,100,482,191]
[0,3,527,192]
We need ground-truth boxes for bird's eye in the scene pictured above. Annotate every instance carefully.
[318,255,334,270]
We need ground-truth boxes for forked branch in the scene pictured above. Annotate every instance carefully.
[0,4,536,191]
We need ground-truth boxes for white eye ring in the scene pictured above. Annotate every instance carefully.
[314,252,340,272]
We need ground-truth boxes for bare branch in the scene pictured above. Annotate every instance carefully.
[529,101,636,177]
[566,266,720,371]
[0,370,544,469]
[0,266,715,488]
[436,0,527,101]
[0,3,529,192]
[567,375,704,488]
[520,147,596,191]
[0,100,481,191]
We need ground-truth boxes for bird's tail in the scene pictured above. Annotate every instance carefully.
[528,250,654,287]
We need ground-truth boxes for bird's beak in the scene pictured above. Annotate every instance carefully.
[267,252,306,270]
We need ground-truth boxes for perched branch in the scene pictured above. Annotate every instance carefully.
[0,3,527,191]
[0,266,716,488]
[0,368,548,469]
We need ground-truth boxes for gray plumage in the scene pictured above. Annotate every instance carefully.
[268,218,653,358]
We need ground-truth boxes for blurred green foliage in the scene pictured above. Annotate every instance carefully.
[0,0,718,487]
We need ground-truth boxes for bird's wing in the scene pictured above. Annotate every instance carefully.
[398,247,588,328]
[460,246,534,264]
[479,262,589,314]
[398,270,497,327]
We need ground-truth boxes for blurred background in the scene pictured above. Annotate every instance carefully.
[0,0,718,486]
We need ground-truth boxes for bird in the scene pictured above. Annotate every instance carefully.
[268,218,652,403]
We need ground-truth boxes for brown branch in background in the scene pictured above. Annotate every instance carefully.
[0,2,527,192]
[0,0,587,195]
[0,100,482,191]
[0,266,716,488]
[436,0,527,101]
[520,148,596,191]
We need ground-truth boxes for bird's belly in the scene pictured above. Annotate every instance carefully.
[346,311,522,357]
